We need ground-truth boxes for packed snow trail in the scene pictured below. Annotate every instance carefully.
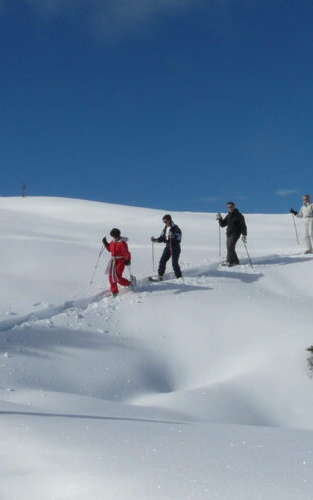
[0,290,108,332]
[0,257,260,332]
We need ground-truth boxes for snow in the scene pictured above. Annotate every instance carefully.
[0,196,313,499]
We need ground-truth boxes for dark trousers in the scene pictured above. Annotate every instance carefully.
[226,234,240,265]
[158,244,182,278]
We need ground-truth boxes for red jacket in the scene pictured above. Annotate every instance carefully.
[104,240,131,262]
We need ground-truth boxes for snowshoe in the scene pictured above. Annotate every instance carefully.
[221,262,239,267]
[148,276,163,282]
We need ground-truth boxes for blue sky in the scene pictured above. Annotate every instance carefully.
[0,0,312,213]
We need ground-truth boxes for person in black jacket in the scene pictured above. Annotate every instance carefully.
[151,214,182,280]
[216,202,247,266]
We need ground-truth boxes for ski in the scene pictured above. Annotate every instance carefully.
[148,274,182,282]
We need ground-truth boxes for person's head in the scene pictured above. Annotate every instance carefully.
[226,202,236,213]
[162,214,172,226]
[110,228,121,240]
[303,194,311,204]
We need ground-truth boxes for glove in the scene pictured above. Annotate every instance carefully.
[216,213,222,221]
[242,235,247,243]
[124,259,131,266]
[290,209,298,216]
[151,237,157,242]
[102,236,107,245]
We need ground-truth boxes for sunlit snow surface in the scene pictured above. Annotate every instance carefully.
[0,196,313,499]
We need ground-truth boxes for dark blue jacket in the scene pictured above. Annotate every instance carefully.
[156,224,182,249]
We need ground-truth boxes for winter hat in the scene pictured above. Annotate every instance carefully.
[110,228,121,239]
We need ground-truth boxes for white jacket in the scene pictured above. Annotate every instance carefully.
[297,203,313,218]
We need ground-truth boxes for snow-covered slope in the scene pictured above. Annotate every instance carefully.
[1,196,313,500]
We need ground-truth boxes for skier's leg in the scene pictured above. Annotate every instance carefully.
[158,246,171,277]
[227,235,240,264]
[305,217,313,253]
[109,272,118,294]
[233,236,240,264]
[304,219,313,252]
[171,247,182,278]
[116,261,130,287]
[226,235,234,263]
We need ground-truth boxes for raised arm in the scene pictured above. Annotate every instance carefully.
[151,228,166,243]
[296,207,303,218]
[290,207,303,218]
[102,236,110,251]
[218,215,228,228]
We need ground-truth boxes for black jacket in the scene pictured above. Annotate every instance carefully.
[219,209,247,237]
[157,224,182,248]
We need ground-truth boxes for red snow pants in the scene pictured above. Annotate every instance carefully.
[109,260,130,294]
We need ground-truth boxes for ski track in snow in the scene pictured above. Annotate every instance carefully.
[0,259,256,332]
[0,290,109,333]
[0,251,309,333]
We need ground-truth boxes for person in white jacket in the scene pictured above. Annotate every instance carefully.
[290,194,313,253]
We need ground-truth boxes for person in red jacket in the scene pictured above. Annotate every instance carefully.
[102,228,131,296]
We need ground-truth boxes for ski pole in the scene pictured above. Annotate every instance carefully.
[89,245,104,286]
[291,214,300,245]
[216,213,222,259]
[218,225,221,258]
[152,240,155,273]
[243,241,254,270]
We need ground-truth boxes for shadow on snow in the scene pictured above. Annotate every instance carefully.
[0,410,188,426]
[141,282,212,294]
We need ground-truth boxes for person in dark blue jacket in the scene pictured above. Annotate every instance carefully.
[151,214,182,280]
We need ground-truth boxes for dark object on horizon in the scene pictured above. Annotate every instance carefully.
[22,184,27,198]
